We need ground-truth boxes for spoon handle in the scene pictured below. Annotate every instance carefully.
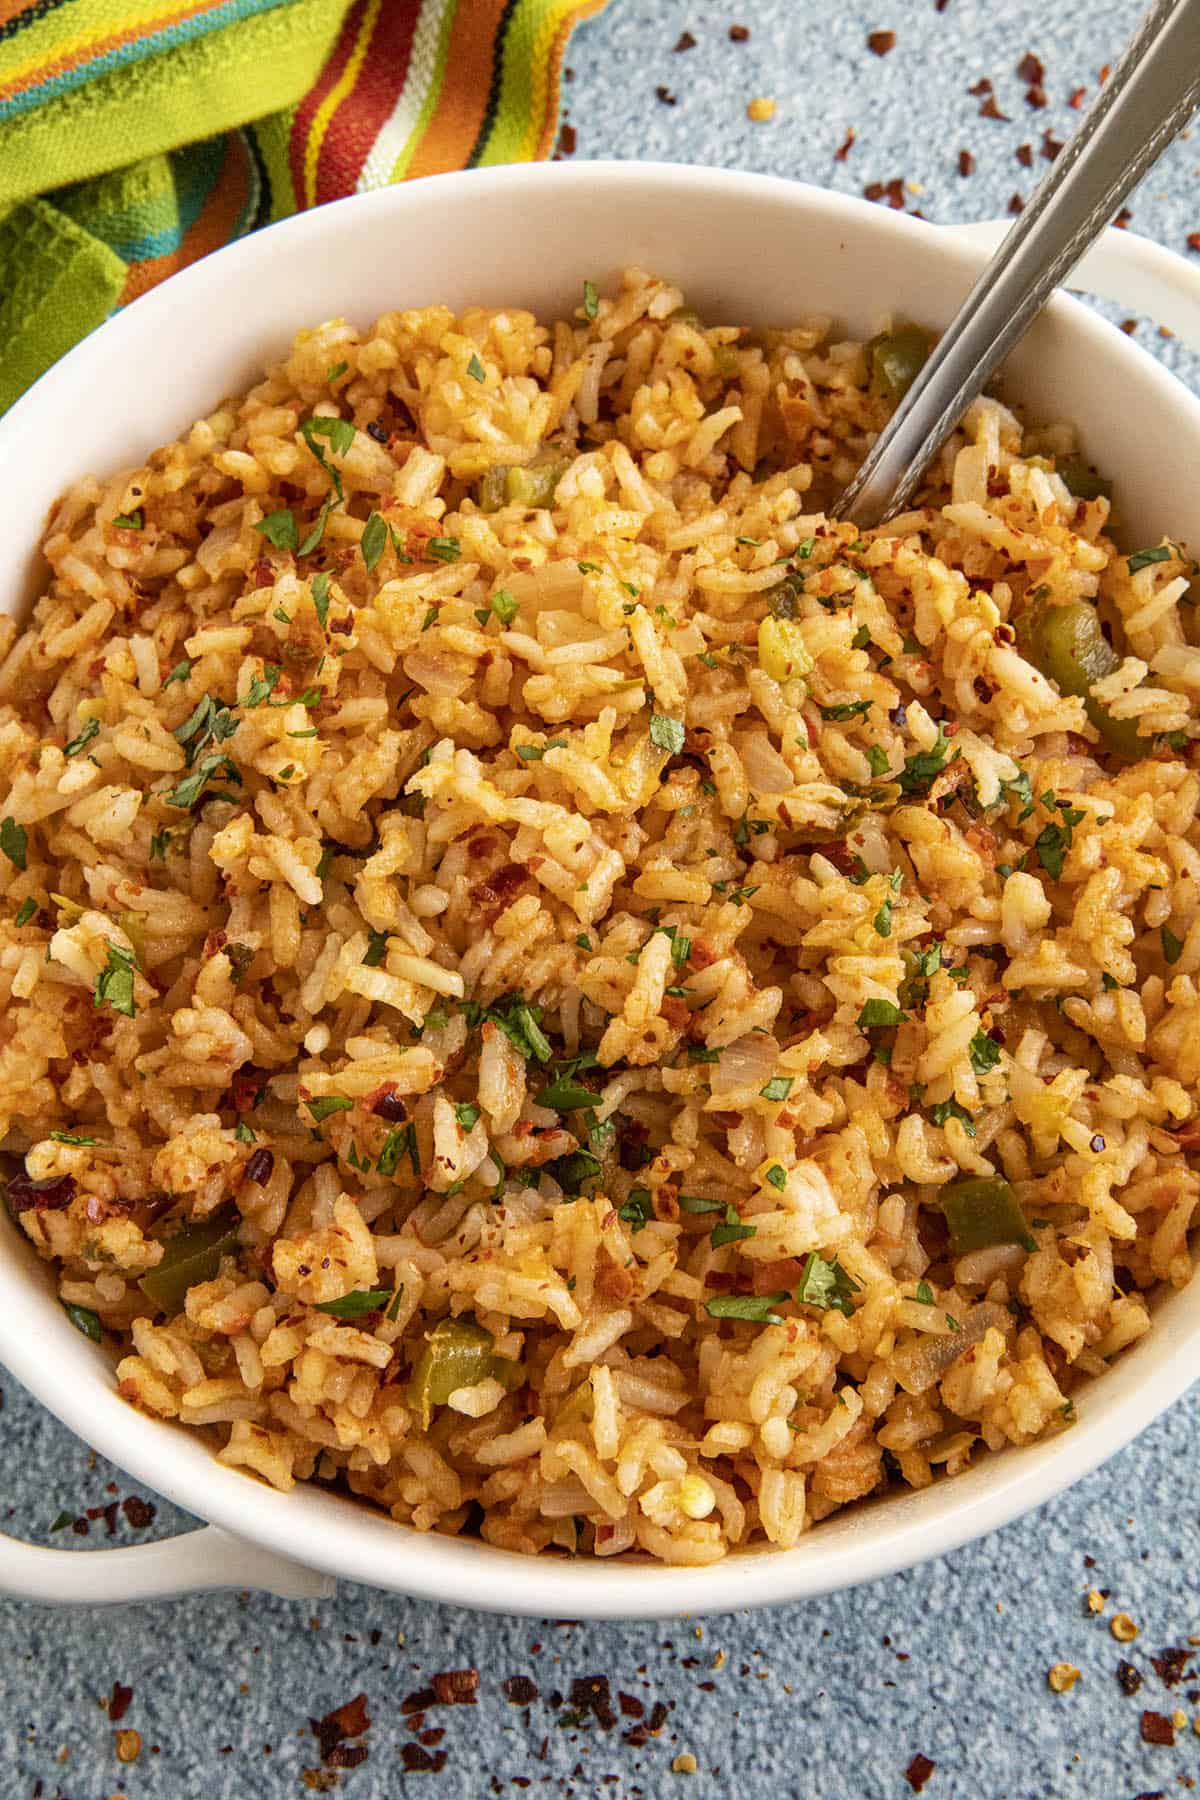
[837,0,1200,527]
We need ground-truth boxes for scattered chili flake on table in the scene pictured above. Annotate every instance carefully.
[556,122,577,156]
[1150,1647,1194,1687]
[114,1730,141,1764]
[747,96,775,121]
[674,30,696,50]
[1048,1662,1081,1692]
[309,1692,370,1769]
[504,1676,540,1705]
[430,1669,480,1706]
[656,85,678,105]
[1042,129,1064,160]
[108,1683,133,1723]
[867,30,896,55]
[1016,143,1033,167]
[958,148,975,176]
[1069,85,1087,107]
[1008,193,1026,215]
[864,177,906,209]
[1141,1710,1176,1746]
[1187,233,1200,253]
[1017,51,1044,85]
[835,126,856,161]
[980,94,1010,121]
[729,23,749,40]
[1112,1612,1140,1642]
[967,77,992,95]
[904,1752,936,1793]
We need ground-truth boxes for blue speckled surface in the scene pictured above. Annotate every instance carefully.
[6,3,1200,1795]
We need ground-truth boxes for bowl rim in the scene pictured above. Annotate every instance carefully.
[3,158,1200,1618]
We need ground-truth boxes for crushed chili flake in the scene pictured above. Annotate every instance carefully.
[1120,318,1138,335]
[556,122,577,156]
[1151,1648,1194,1688]
[1069,86,1087,107]
[1041,128,1063,160]
[958,148,975,177]
[1016,143,1033,167]
[864,177,906,209]
[108,1683,134,1723]
[401,1687,437,1715]
[569,1675,618,1730]
[121,1495,156,1529]
[905,1753,936,1793]
[1187,233,1200,254]
[504,1676,540,1705]
[1025,84,1047,108]
[1141,1710,1176,1746]
[867,30,895,55]
[309,1693,370,1764]
[728,23,749,41]
[835,126,856,162]
[1119,1659,1145,1695]
[1115,208,1133,229]
[980,94,1009,121]
[430,1669,480,1706]
[674,30,696,50]
[618,1693,645,1718]
[1017,51,1044,85]
[1008,193,1025,215]
[967,77,992,96]
[655,86,677,105]
[402,1745,448,1773]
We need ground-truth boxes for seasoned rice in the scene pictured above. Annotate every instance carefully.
[2,268,1198,1563]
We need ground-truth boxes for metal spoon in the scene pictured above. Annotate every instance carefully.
[836,0,1200,528]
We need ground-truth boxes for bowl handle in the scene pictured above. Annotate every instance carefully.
[945,220,1200,353]
[0,1522,335,1605]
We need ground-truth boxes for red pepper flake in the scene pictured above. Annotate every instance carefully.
[967,77,992,96]
[867,30,895,55]
[1141,1711,1175,1745]
[309,1693,370,1764]
[674,30,696,50]
[503,1676,540,1705]
[108,1683,134,1723]
[655,85,677,105]
[1017,51,1044,85]
[401,1688,437,1715]
[1025,84,1047,108]
[430,1669,480,1706]
[958,148,975,177]
[401,1745,448,1773]
[556,122,577,156]
[1099,62,1111,82]
[1120,318,1138,335]
[905,1753,936,1793]
[1150,1647,1194,1688]
[728,23,749,41]
[1008,193,1026,215]
[1041,128,1064,160]
[618,1692,645,1718]
[1187,233,1200,253]
[1015,143,1033,167]
[1068,86,1087,108]
[569,1675,618,1730]
[1115,208,1132,229]
[863,177,906,209]
[835,126,856,162]
[980,94,1009,121]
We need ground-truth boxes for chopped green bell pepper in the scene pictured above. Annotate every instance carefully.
[940,1176,1036,1255]
[1015,596,1143,760]
[138,1210,241,1315]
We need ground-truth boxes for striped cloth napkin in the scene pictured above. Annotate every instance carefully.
[0,0,605,412]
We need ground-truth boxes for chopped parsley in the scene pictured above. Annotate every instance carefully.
[865,744,889,777]
[312,570,331,629]
[896,725,955,796]
[306,1095,353,1123]
[688,1044,720,1063]
[234,1121,257,1145]
[378,1124,418,1178]
[466,353,486,383]
[427,537,461,562]
[517,738,566,762]
[535,1075,595,1112]
[704,1293,788,1324]
[1127,544,1173,575]
[64,718,100,758]
[649,712,686,756]
[856,998,905,1029]
[244,666,281,708]
[915,1279,935,1306]
[1034,804,1084,879]
[711,1206,756,1248]
[165,752,239,811]
[14,897,36,927]
[314,1288,393,1319]
[50,1131,98,1145]
[795,1252,860,1316]
[928,1098,977,1137]
[678,1193,725,1215]
[820,700,872,722]
[254,509,299,552]
[454,1103,481,1132]
[618,1188,654,1230]
[1,816,28,870]
[361,510,388,573]
[764,1163,787,1190]
[362,929,389,968]
[112,510,143,530]
[326,360,348,381]
[490,587,518,626]
[969,1030,1001,1073]
[163,659,192,688]
[93,942,136,1018]
[62,1302,101,1342]
[759,1077,794,1102]
[1162,925,1184,965]
[582,279,599,321]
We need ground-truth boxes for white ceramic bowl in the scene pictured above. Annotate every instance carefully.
[3,162,1199,1617]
